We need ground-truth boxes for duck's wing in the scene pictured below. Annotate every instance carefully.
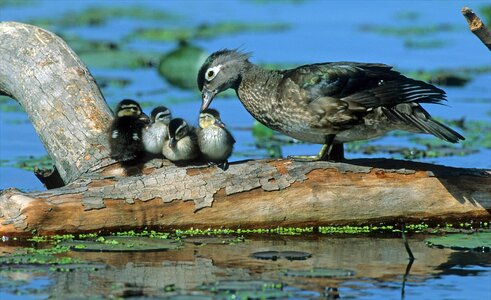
[279,62,463,142]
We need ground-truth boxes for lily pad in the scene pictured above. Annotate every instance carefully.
[183,235,243,245]
[282,268,355,278]
[61,236,181,252]
[134,21,289,42]
[29,6,176,28]
[158,43,208,90]
[251,250,311,261]
[425,232,491,252]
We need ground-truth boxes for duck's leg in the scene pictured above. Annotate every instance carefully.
[290,134,343,162]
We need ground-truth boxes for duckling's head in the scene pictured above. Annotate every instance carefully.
[199,108,225,129]
[168,118,189,148]
[151,106,172,125]
[115,99,143,118]
[197,49,251,111]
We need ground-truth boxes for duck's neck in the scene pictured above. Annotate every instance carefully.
[236,63,284,127]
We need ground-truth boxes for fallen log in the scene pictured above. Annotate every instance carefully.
[0,22,490,236]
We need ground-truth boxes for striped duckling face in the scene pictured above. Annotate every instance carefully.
[199,109,225,129]
[168,118,190,148]
[150,106,172,125]
[116,99,143,117]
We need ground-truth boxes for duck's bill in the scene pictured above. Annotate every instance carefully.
[201,89,217,111]
[214,119,225,128]
[169,138,177,149]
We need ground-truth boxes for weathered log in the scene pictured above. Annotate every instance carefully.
[0,22,490,236]
[0,21,113,184]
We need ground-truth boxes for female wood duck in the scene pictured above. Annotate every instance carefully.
[197,49,464,161]
[109,99,149,162]
[162,118,200,162]
[143,106,172,154]
[197,108,235,170]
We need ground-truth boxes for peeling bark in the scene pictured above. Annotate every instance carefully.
[0,22,113,184]
[0,22,490,236]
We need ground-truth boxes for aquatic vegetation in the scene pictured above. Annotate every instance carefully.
[0,96,23,112]
[0,155,53,172]
[251,250,311,261]
[61,236,181,252]
[480,5,491,26]
[359,23,458,37]
[132,21,290,42]
[158,43,209,90]
[28,6,177,28]
[282,268,355,278]
[426,232,491,252]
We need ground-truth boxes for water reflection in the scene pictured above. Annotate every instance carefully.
[2,235,490,299]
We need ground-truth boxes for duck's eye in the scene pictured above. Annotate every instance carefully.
[205,65,221,81]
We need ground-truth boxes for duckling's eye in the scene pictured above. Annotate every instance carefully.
[205,65,221,81]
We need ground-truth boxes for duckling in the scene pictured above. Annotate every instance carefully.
[197,109,235,170]
[197,49,464,161]
[109,99,148,162]
[143,106,172,154]
[162,118,200,162]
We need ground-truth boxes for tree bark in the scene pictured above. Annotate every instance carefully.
[462,7,491,51]
[0,22,490,236]
[0,22,113,184]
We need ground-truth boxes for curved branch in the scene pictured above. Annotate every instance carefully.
[0,22,490,236]
[0,22,113,184]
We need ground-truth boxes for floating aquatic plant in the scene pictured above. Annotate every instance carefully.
[426,232,491,252]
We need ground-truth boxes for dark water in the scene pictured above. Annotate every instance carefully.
[0,0,490,299]
[1,234,491,300]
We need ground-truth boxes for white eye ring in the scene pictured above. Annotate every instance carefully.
[205,65,222,81]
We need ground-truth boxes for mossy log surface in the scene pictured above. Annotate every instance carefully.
[0,22,490,236]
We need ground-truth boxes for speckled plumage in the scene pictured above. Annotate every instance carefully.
[197,49,464,158]
[197,109,235,164]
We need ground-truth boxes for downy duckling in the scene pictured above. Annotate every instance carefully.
[197,109,235,170]
[109,99,148,162]
[162,118,200,162]
[143,106,172,154]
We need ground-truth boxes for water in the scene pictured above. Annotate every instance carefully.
[0,0,490,298]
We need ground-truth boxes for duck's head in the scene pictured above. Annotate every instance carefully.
[168,118,189,148]
[115,99,143,117]
[197,49,251,111]
[150,106,172,125]
[199,108,225,129]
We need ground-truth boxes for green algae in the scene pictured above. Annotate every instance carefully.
[29,6,177,28]
[359,23,458,37]
[0,155,53,172]
[133,21,289,42]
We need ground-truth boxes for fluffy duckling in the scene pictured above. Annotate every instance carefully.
[162,118,200,162]
[197,109,235,170]
[109,99,148,162]
[143,106,172,154]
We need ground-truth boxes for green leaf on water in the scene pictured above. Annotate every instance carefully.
[158,43,208,90]
[425,232,491,252]
[61,236,181,252]
[282,268,355,278]
[29,6,177,28]
[133,21,289,42]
